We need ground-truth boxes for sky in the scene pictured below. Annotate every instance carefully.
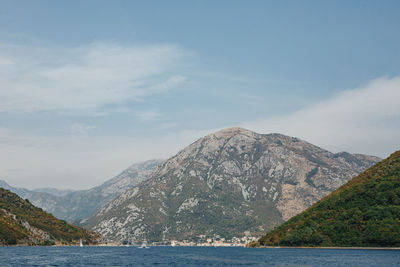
[0,1,399,189]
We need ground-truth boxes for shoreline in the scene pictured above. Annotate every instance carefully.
[3,244,400,250]
[254,246,400,250]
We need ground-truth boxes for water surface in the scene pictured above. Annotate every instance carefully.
[0,246,399,266]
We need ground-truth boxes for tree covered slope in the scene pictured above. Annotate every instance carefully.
[251,150,400,247]
[0,188,99,246]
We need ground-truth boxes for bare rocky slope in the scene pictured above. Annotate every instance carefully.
[84,128,380,243]
[0,159,161,224]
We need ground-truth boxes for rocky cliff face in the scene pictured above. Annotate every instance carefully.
[0,159,162,223]
[85,128,380,243]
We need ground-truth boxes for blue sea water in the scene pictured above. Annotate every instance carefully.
[0,246,399,266]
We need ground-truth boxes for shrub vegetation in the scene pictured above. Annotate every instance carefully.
[250,151,400,247]
[0,188,99,245]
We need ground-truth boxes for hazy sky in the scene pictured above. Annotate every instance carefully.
[0,1,399,189]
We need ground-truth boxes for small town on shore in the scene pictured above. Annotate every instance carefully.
[95,234,259,247]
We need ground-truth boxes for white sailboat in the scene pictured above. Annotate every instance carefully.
[139,240,149,248]
[79,239,83,247]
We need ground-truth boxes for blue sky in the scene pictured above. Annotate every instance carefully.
[0,1,399,189]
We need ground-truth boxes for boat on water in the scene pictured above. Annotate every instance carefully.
[171,240,176,247]
[79,239,83,247]
[139,241,149,248]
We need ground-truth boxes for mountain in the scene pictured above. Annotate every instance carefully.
[32,187,75,197]
[84,127,380,243]
[0,180,75,199]
[0,180,60,213]
[250,150,400,247]
[60,159,162,223]
[0,159,162,223]
[0,188,99,246]
[0,179,38,198]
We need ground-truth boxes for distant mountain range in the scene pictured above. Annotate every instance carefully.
[251,150,400,247]
[0,159,161,223]
[84,127,381,243]
[0,181,75,198]
[32,187,75,197]
[0,188,99,246]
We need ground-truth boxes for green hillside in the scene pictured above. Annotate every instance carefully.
[0,188,99,246]
[250,150,400,247]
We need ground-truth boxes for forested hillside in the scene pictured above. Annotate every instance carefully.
[0,188,99,246]
[251,151,400,247]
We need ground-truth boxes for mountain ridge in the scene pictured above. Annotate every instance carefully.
[85,127,380,243]
[0,159,162,223]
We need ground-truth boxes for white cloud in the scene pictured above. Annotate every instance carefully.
[0,42,187,113]
[242,76,400,157]
[69,123,96,137]
[0,41,192,189]
[146,75,187,95]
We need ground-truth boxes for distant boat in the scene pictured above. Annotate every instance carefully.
[139,241,149,248]
[80,239,83,247]
[171,240,176,247]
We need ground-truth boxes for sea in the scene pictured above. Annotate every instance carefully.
[0,246,399,266]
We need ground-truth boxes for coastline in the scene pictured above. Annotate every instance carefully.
[255,246,400,250]
[3,243,400,250]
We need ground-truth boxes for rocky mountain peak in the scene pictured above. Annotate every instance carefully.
[207,127,255,138]
[86,128,381,243]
